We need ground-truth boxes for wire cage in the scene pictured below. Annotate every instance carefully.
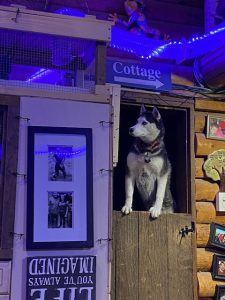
[0,28,96,93]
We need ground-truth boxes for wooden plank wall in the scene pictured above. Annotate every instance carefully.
[195,99,225,299]
[112,212,194,300]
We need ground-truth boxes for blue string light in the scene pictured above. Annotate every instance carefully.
[109,24,225,61]
[35,148,86,157]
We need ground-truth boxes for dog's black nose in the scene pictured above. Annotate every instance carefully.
[129,128,134,134]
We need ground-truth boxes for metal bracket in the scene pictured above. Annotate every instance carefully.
[97,238,112,244]
[99,120,113,126]
[16,115,30,122]
[11,8,20,23]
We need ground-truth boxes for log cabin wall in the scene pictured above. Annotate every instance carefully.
[195,99,225,299]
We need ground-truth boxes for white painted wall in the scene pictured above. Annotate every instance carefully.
[11,97,111,300]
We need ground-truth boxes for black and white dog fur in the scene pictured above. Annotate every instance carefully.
[121,105,174,218]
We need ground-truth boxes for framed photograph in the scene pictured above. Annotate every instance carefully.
[209,223,225,250]
[207,115,225,140]
[215,285,225,300]
[27,126,93,249]
[213,254,225,280]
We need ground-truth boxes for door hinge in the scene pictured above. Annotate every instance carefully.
[179,222,195,238]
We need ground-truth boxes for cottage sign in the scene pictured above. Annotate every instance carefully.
[107,59,171,91]
[26,256,96,300]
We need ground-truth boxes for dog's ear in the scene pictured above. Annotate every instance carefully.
[140,104,146,115]
[152,107,161,121]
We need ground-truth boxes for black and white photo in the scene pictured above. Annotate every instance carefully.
[48,192,73,229]
[48,145,73,182]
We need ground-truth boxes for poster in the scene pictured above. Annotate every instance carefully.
[26,256,96,300]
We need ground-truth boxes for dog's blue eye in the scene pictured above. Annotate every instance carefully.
[142,121,147,125]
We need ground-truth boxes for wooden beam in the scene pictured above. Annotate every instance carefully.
[95,42,106,85]
[0,6,112,42]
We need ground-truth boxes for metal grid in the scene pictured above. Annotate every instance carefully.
[0,28,96,93]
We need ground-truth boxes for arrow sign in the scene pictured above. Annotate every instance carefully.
[106,59,171,91]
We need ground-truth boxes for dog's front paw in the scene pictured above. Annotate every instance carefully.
[149,206,162,218]
[121,205,132,215]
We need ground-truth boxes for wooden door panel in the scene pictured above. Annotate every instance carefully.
[113,213,139,300]
[167,214,194,300]
[139,212,168,300]
[112,212,194,300]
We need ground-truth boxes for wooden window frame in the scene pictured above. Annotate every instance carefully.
[119,90,195,216]
[0,95,20,259]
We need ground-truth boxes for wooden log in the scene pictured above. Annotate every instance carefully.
[195,99,225,112]
[196,224,210,247]
[195,113,206,133]
[215,214,225,225]
[195,133,225,156]
[197,272,225,297]
[195,158,205,178]
[195,112,225,133]
[195,179,219,201]
[196,248,215,271]
[196,202,216,224]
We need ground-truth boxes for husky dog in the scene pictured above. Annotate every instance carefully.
[121,105,174,218]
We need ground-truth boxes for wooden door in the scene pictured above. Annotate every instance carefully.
[111,212,195,300]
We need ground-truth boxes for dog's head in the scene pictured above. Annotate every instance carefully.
[129,105,165,143]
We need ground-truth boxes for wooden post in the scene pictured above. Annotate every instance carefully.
[95,41,106,85]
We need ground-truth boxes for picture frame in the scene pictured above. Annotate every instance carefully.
[209,223,225,250]
[207,115,225,141]
[26,126,93,250]
[215,285,225,300]
[212,254,225,280]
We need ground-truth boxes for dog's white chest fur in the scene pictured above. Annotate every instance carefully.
[127,152,163,176]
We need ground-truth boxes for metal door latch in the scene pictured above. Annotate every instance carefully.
[179,222,195,238]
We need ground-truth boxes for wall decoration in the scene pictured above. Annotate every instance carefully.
[26,255,96,300]
[203,149,225,211]
[207,115,225,141]
[215,285,225,300]
[27,126,93,249]
[213,254,225,280]
[209,223,225,250]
